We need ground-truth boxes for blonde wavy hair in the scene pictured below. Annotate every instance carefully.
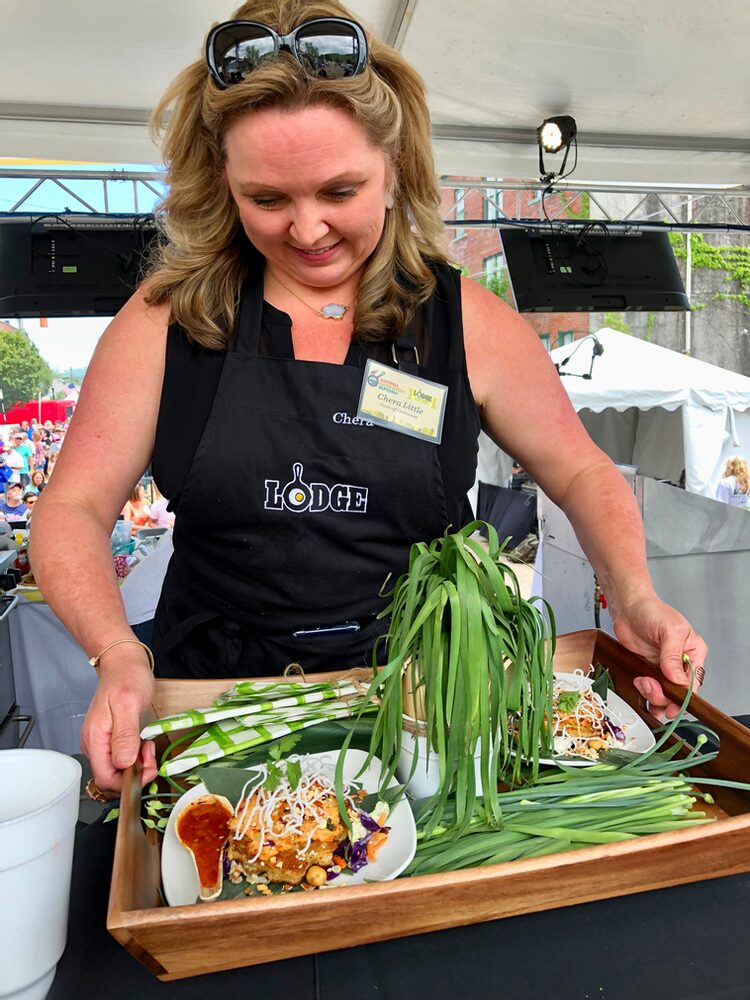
[145,0,448,349]
[722,455,750,493]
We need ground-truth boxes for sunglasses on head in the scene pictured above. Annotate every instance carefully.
[206,17,368,89]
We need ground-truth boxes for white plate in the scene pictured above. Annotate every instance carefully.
[542,670,655,767]
[161,749,417,906]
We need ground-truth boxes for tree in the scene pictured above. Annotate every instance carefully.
[0,330,55,407]
[479,269,513,305]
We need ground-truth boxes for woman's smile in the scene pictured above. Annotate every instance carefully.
[291,240,343,263]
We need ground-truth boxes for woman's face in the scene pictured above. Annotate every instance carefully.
[223,105,390,293]
[32,472,44,485]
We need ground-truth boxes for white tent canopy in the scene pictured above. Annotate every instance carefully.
[550,329,750,496]
[1,0,749,185]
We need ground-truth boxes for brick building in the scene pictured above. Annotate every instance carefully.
[439,179,590,351]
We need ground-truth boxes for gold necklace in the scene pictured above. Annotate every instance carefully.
[267,269,351,321]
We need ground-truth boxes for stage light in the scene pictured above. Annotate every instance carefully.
[537,115,577,153]
[537,115,578,184]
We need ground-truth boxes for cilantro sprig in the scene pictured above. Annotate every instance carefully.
[556,690,582,714]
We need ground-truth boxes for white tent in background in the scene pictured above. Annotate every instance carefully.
[550,329,750,497]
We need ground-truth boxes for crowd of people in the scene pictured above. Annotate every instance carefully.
[0,418,63,521]
[0,418,175,529]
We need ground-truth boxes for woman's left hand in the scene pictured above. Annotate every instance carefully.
[611,593,707,722]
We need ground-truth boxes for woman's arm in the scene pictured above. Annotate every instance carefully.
[461,277,706,703]
[29,284,171,794]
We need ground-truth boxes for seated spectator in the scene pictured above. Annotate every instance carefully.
[121,483,151,534]
[0,482,29,521]
[26,470,47,494]
[148,486,176,530]
[23,491,38,516]
[716,456,750,508]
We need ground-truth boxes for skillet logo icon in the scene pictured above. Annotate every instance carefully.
[264,462,368,514]
[367,367,385,387]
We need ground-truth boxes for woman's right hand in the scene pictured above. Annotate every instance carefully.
[80,648,158,798]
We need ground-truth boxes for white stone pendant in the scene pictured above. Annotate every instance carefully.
[319,303,348,320]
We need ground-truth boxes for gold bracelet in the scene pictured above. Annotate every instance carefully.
[88,639,155,673]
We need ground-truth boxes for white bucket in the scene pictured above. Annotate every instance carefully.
[0,750,82,1000]
[396,724,487,800]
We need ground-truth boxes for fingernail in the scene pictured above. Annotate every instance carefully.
[633,678,648,697]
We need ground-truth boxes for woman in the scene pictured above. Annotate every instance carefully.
[716,455,750,508]
[26,469,47,495]
[30,0,705,799]
[120,483,151,534]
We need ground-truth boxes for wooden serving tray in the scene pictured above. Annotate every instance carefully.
[107,630,750,981]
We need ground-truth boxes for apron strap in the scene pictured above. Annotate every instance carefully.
[233,265,265,361]
[390,312,422,375]
[155,609,221,659]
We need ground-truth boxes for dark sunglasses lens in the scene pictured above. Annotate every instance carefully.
[212,25,276,84]
[294,21,360,78]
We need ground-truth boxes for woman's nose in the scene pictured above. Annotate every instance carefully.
[288,204,329,248]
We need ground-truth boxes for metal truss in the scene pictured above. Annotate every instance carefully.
[0,169,165,215]
[1,168,748,233]
[440,179,750,234]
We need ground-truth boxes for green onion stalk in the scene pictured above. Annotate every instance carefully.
[337,522,556,836]
[404,670,750,876]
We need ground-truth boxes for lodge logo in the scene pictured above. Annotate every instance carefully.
[264,462,368,514]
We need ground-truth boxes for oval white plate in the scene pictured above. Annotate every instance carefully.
[543,670,655,767]
[161,748,417,906]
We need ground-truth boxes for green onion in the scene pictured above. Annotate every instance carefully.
[403,703,750,877]
[339,522,555,835]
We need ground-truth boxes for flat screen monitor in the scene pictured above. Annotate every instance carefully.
[0,214,159,317]
[500,228,690,312]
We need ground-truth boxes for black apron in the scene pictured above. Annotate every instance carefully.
[152,268,472,678]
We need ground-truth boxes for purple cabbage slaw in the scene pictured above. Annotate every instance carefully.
[327,809,390,880]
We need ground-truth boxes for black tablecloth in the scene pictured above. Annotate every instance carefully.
[50,810,750,1000]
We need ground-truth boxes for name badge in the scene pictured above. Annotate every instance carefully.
[357,360,448,444]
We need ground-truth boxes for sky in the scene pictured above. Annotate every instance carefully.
[16,317,110,373]
[1,161,162,376]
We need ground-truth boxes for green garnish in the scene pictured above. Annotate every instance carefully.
[264,762,282,792]
[286,759,302,791]
[268,733,302,760]
[557,690,582,713]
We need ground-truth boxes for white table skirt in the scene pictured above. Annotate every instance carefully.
[9,598,97,755]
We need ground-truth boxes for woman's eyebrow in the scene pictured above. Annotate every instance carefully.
[239,172,365,194]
